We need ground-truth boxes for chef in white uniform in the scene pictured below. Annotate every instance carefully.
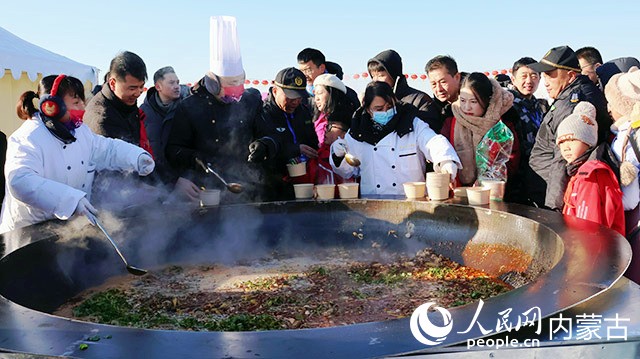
[0,74,155,253]
[331,81,460,195]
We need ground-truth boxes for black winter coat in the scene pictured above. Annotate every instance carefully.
[422,98,452,134]
[369,50,433,128]
[165,80,277,202]
[528,75,610,210]
[84,84,141,145]
[140,87,184,184]
[260,89,317,200]
[262,88,317,167]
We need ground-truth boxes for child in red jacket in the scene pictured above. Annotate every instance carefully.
[556,102,625,236]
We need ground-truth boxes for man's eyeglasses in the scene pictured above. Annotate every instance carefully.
[326,123,346,132]
[300,67,315,76]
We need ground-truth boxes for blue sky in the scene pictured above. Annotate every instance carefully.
[1,0,639,95]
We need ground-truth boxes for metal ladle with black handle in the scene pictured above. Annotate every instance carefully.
[337,142,361,167]
[344,153,361,167]
[86,213,147,276]
[195,158,244,193]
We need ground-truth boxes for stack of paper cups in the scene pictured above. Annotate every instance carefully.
[426,172,450,201]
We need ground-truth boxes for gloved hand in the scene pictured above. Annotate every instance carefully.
[436,160,458,182]
[173,177,200,202]
[248,140,268,163]
[331,137,348,158]
[137,153,155,176]
[75,197,97,223]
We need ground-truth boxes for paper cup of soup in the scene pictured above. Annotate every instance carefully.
[286,162,307,177]
[453,186,472,198]
[480,179,506,201]
[315,184,336,200]
[338,183,359,199]
[293,183,314,199]
[200,189,221,207]
[466,187,490,205]
[403,182,426,199]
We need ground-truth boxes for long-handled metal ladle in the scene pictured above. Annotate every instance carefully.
[86,213,147,276]
[195,158,244,193]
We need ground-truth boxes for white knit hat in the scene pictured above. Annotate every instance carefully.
[313,73,347,94]
[605,66,640,117]
[556,101,599,147]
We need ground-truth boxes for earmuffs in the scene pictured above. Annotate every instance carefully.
[204,71,221,96]
[39,74,67,120]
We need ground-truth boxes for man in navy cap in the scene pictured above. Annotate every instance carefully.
[259,67,318,200]
[528,45,609,210]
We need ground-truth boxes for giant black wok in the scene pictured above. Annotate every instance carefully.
[0,199,631,358]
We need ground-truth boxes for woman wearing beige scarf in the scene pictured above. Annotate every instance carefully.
[441,73,521,188]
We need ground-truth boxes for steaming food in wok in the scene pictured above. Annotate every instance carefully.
[55,248,517,331]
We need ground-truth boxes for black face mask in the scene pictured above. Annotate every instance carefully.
[565,148,593,177]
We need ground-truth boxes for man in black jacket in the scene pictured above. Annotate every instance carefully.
[83,51,160,209]
[140,66,187,185]
[423,55,462,134]
[165,72,278,204]
[85,51,149,151]
[297,48,360,109]
[528,45,610,210]
[260,67,318,200]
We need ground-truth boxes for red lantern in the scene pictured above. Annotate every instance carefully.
[500,69,508,74]
[261,80,269,85]
[420,74,427,80]
[353,74,360,79]
[252,80,259,85]
[186,83,192,87]
[410,74,418,80]
[244,80,250,85]
[404,74,409,78]
[491,70,499,76]
[362,72,369,78]
[143,87,148,92]
[483,72,490,76]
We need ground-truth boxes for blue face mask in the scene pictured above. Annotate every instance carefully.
[306,83,314,97]
[372,106,396,126]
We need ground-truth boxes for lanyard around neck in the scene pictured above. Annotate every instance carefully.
[284,113,298,144]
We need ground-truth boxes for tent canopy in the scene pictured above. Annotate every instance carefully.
[0,26,99,84]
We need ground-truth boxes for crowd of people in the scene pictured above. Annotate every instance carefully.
[2,42,640,266]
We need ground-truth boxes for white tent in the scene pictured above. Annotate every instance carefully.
[0,26,99,136]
